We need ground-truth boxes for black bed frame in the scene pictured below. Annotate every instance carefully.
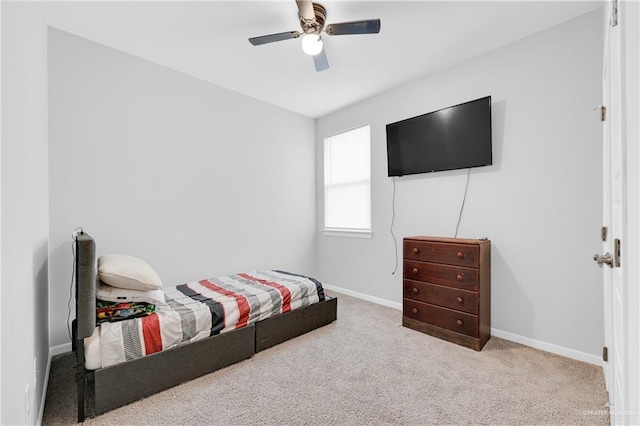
[72,232,337,422]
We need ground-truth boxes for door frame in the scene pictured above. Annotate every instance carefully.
[618,1,640,425]
[601,1,640,424]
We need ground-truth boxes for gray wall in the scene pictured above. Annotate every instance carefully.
[315,9,604,358]
[47,29,317,348]
[1,2,50,424]
[0,6,609,423]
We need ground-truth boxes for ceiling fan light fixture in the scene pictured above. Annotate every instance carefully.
[301,33,323,56]
[248,1,381,72]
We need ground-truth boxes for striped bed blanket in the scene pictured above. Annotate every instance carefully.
[94,270,325,368]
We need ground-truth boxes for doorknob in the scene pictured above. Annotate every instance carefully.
[593,252,613,268]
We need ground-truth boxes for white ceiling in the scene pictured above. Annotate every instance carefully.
[44,1,602,118]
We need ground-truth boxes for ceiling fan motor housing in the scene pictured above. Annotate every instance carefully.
[249,1,380,72]
[299,2,326,33]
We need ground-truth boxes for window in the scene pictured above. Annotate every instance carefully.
[323,125,371,236]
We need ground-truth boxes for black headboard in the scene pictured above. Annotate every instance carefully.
[75,232,96,340]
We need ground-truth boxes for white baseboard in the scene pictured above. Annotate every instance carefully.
[490,328,603,366]
[37,342,72,426]
[325,283,603,367]
[37,352,52,426]
[50,342,72,357]
[323,284,402,311]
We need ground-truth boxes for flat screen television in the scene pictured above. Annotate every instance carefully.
[386,96,492,177]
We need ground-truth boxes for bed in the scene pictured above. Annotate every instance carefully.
[72,232,337,422]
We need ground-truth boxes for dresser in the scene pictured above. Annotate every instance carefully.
[402,236,491,351]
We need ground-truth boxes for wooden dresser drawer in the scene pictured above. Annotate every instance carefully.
[403,279,478,315]
[403,240,479,268]
[403,260,478,291]
[403,299,478,337]
[402,236,490,351]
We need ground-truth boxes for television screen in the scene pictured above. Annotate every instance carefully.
[386,96,492,177]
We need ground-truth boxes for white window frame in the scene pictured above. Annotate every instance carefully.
[323,124,372,238]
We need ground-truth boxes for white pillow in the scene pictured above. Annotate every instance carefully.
[96,281,165,305]
[83,327,102,370]
[98,254,162,291]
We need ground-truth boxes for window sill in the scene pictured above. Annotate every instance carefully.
[322,228,373,239]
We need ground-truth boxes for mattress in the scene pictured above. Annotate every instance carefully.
[84,270,325,369]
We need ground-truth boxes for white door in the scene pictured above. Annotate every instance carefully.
[598,1,627,423]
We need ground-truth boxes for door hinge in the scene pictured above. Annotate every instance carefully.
[601,226,608,241]
[611,0,618,27]
[601,105,607,121]
[603,346,608,362]
[614,238,621,267]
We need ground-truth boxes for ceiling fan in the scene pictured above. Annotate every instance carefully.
[248,0,381,72]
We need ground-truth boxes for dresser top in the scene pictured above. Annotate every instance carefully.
[404,236,491,245]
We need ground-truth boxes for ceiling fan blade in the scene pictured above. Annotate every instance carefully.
[249,31,301,46]
[296,0,316,21]
[313,48,329,72]
[325,19,381,36]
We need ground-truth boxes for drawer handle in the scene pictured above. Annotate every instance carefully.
[413,247,420,254]
[412,307,419,314]
[457,252,464,259]
[456,297,463,303]
[412,268,419,274]
[456,273,465,281]
[412,287,419,295]
[456,319,464,326]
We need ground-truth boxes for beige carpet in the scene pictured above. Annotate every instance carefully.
[42,292,609,425]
